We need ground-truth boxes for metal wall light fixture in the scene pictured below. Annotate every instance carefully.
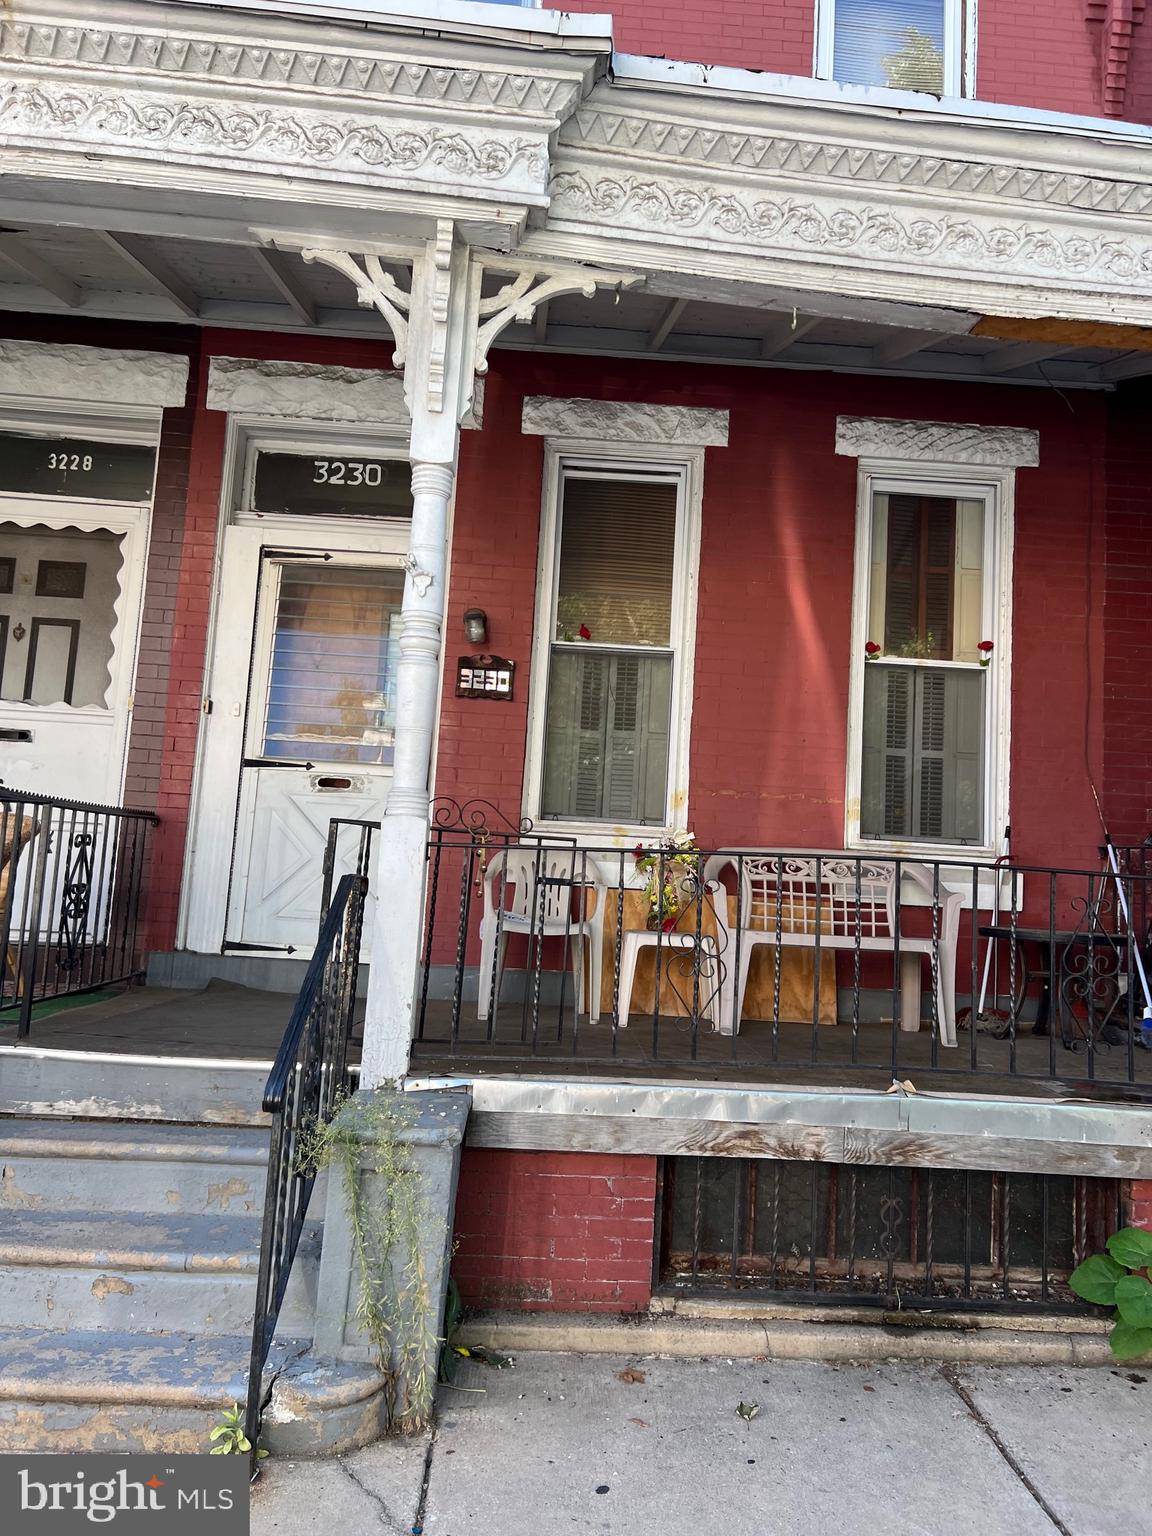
[463,608,488,645]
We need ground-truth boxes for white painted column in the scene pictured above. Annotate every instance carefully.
[360,460,455,1087]
[359,225,472,1087]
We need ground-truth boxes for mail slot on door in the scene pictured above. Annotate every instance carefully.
[0,729,32,742]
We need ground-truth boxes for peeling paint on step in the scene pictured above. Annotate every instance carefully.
[206,1178,250,1210]
[165,1191,183,1207]
[0,1166,45,1210]
[90,1275,135,1301]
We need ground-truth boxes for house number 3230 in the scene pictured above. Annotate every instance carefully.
[47,452,94,471]
[312,460,383,486]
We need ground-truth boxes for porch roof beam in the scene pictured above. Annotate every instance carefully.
[95,232,201,319]
[1096,351,1152,383]
[648,297,689,351]
[533,299,549,342]
[251,247,316,327]
[760,315,821,360]
[981,342,1078,375]
[0,235,81,307]
[871,329,949,367]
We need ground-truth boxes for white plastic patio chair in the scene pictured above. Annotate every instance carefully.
[615,880,728,1028]
[477,847,605,1022]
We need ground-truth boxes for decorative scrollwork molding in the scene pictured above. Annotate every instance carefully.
[835,415,1040,467]
[300,250,412,371]
[548,171,1152,290]
[0,82,547,189]
[473,264,640,377]
[522,396,729,447]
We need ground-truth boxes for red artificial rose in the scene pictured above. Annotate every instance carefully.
[578,624,592,640]
[661,914,679,932]
[864,641,881,658]
[633,843,646,861]
[977,640,995,653]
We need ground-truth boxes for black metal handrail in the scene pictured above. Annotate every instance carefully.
[413,835,1152,1095]
[319,816,380,933]
[0,788,159,1039]
[244,871,367,1469]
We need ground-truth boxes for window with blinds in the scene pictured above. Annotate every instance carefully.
[541,471,680,825]
[830,0,949,93]
[262,565,404,765]
[859,487,989,844]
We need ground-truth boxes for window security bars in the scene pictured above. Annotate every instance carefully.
[659,1156,1123,1311]
[245,870,367,1471]
[412,833,1152,1094]
[0,788,158,1039]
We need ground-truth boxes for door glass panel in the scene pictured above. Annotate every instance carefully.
[0,523,123,707]
[253,453,413,518]
[261,566,404,765]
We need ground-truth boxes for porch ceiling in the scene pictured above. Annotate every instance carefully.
[0,219,1145,388]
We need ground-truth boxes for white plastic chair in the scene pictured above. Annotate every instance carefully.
[615,880,728,1028]
[705,855,961,1044]
[477,847,605,1022]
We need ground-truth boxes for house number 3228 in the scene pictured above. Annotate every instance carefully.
[47,452,94,471]
[312,460,383,487]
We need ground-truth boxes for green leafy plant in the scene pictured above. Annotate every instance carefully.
[1069,1226,1152,1359]
[208,1403,268,1457]
[298,1089,435,1433]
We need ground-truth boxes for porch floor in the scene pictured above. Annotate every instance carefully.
[4,983,1151,1102]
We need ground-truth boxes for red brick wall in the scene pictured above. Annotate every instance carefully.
[452,1148,657,1311]
[1103,382,1152,845]
[440,351,1110,874]
[559,0,1152,122]
[1130,1179,1152,1231]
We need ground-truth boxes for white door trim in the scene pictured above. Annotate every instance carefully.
[181,519,414,955]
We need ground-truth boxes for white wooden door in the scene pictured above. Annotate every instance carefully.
[0,503,149,804]
[223,554,404,955]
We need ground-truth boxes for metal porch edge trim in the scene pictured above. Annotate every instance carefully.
[404,1073,1152,1178]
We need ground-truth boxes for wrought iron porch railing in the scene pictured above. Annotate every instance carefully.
[0,788,159,1039]
[659,1155,1125,1312]
[412,830,1152,1095]
[244,871,367,1470]
[319,816,379,933]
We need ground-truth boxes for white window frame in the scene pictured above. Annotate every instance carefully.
[814,0,973,98]
[523,439,704,841]
[845,457,1014,859]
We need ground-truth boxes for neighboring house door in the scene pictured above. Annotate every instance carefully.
[0,498,151,805]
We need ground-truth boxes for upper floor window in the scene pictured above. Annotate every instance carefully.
[816,0,966,96]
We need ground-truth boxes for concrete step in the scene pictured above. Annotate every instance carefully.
[0,1209,320,1337]
[0,1046,271,1124]
[0,1119,274,1215]
[0,1327,388,1455]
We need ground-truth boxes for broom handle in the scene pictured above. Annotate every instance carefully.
[976,828,1011,1015]
[1104,839,1152,1014]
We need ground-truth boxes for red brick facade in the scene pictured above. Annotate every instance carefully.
[559,0,1151,122]
[1129,1179,1152,1231]
[452,1149,658,1311]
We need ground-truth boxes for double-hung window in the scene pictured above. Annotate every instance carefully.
[816,0,967,96]
[850,473,1006,851]
[531,457,696,829]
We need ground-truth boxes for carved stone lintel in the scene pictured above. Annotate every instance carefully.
[522,395,730,447]
[835,415,1040,467]
[0,338,188,409]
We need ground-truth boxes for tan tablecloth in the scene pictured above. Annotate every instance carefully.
[595,888,837,1025]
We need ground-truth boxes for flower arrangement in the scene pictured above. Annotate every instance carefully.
[633,831,701,931]
[978,639,995,668]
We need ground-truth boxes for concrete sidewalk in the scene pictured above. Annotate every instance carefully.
[250,1355,1150,1536]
